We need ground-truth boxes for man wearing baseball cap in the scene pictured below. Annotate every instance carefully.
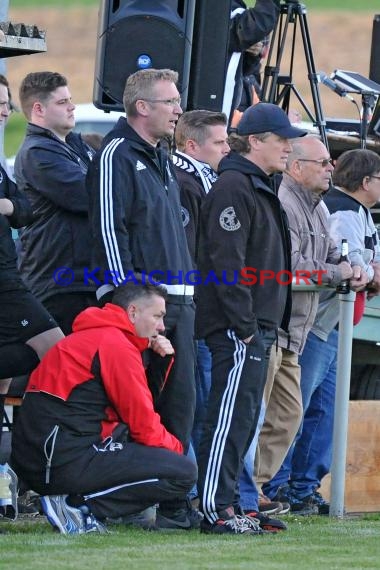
[195,103,307,535]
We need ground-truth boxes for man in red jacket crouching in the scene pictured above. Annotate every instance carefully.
[11,278,197,534]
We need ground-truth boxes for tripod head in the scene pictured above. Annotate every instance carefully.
[280,1,306,14]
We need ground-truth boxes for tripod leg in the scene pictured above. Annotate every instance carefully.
[261,6,292,104]
[297,10,328,148]
[261,2,328,149]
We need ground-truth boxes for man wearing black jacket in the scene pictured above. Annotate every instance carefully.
[173,110,230,265]
[225,0,281,124]
[195,103,306,535]
[14,72,97,335]
[87,69,197,530]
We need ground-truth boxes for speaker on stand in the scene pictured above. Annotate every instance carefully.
[187,0,232,112]
[369,14,380,85]
[93,0,195,112]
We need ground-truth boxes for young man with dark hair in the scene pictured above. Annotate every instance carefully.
[173,109,230,263]
[14,71,97,335]
[11,280,197,534]
[173,110,229,452]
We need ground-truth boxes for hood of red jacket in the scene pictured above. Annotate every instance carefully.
[72,303,149,352]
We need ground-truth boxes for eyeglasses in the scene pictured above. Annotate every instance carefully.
[142,97,182,107]
[0,101,11,112]
[370,175,380,181]
[298,158,333,168]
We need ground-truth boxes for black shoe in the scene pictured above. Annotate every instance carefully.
[309,491,330,515]
[272,485,318,516]
[272,484,292,504]
[289,495,319,516]
[244,510,287,532]
[200,508,265,536]
[277,501,291,515]
[0,505,16,520]
[108,506,157,530]
[17,491,40,517]
[156,503,203,530]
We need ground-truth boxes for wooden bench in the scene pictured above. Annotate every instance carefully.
[3,396,23,431]
[320,400,380,512]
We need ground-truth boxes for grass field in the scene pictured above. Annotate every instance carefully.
[1,514,380,570]
[8,0,98,7]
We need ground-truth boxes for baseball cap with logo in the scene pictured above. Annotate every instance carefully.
[236,102,307,138]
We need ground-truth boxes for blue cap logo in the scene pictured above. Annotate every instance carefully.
[137,54,152,69]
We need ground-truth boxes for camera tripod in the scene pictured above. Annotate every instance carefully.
[260,0,328,149]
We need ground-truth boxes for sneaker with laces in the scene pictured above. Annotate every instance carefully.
[40,495,107,534]
[156,502,203,530]
[244,510,287,532]
[80,505,108,534]
[200,508,266,535]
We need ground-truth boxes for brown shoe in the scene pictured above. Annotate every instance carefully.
[258,494,283,515]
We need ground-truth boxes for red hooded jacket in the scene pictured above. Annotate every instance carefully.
[11,304,182,482]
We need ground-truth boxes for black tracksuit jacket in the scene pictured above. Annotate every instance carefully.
[87,117,193,286]
[195,152,292,341]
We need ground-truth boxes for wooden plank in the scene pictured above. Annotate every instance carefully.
[4,397,22,407]
[320,400,380,512]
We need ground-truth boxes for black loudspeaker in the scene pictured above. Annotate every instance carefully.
[187,0,232,112]
[369,14,380,85]
[93,0,195,112]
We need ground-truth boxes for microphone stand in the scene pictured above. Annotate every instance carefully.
[360,92,376,149]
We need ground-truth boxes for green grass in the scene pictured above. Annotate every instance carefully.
[9,0,99,7]
[1,515,380,570]
[4,113,27,158]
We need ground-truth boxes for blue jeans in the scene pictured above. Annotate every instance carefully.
[263,329,338,499]
[191,339,212,456]
[239,400,266,511]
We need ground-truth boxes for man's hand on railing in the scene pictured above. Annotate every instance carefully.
[366,261,380,299]
[349,265,369,292]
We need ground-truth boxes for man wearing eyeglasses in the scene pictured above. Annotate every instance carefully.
[256,135,360,514]
[87,68,198,530]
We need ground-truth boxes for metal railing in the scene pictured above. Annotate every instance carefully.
[292,281,356,518]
